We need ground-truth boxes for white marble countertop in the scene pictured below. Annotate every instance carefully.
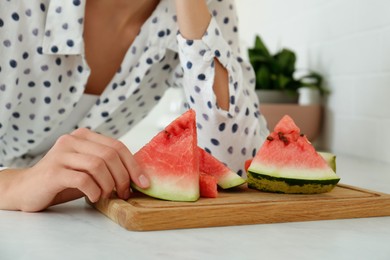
[1,154,389,260]
[1,104,390,260]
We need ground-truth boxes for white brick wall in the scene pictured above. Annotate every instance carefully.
[236,0,390,163]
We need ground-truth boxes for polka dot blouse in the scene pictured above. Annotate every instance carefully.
[0,0,268,175]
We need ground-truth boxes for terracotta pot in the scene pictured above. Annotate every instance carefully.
[256,90,298,104]
[260,104,322,142]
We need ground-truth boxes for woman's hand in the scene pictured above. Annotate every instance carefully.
[1,128,149,212]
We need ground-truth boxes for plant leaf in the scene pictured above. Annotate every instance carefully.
[274,49,296,76]
[257,66,271,89]
[253,35,271,58]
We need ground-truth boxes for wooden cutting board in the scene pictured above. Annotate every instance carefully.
[87,184,390,231]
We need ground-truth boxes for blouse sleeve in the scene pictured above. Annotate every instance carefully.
[175,0,268,175]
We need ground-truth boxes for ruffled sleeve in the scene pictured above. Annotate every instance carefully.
[175,0,268,175]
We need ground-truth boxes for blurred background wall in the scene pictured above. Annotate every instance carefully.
[236,0,390,163]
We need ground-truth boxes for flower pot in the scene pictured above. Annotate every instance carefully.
[256,90,298,104]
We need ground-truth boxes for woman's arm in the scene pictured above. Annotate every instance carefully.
[175,0,230,111]
[173,0,268,174]
[0,169,23,210]
[0,165,100,212]
[174,0,210,39]
[0,128,150,212]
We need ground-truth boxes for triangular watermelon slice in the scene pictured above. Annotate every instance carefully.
[199,173,218,198]
[132,109,199,201]
[247,115,340,194]
[198,147,246,189]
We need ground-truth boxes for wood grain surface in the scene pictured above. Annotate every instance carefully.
[87,184,390,231]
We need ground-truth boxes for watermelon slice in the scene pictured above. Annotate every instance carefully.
[132,109,199,201]
[198,147,246,189]
[247,115,340,194]
[244,159,252,173]
[199,173,218,198]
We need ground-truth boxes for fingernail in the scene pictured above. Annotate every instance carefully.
[138,174,150,188]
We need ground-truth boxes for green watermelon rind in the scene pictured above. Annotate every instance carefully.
[131,179,199,202]
[248,161,339,180]
[247,171,340,194]
[247,160,340,194]
[318,151,336,172]
[218,171,246,189]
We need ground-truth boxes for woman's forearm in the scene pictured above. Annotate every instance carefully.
[0,169,22,210]
[175,0,230,110]
[174,0,211,39]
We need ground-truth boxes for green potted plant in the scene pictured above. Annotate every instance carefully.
[248,35,328,142]
[248,35,327,104]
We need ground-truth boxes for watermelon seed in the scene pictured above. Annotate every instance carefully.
[164,130,172,138]
[278,132,289,145]
[267,136,274,141]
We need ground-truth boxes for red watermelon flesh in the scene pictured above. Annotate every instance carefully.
[250,115,332,174]
[198,147,246,189]
[274,114,300,134]
[256,131,328,169]
[199,173,218,198]
[244,159,253,172]
[132,109,199,202]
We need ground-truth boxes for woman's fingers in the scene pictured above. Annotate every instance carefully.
[71,128,150,189]
[48,128,149,202]
[57,169,102,203]
[56,134,130,199]
[58,151,116,199]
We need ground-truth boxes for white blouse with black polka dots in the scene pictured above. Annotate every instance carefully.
[0,0,268,175]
